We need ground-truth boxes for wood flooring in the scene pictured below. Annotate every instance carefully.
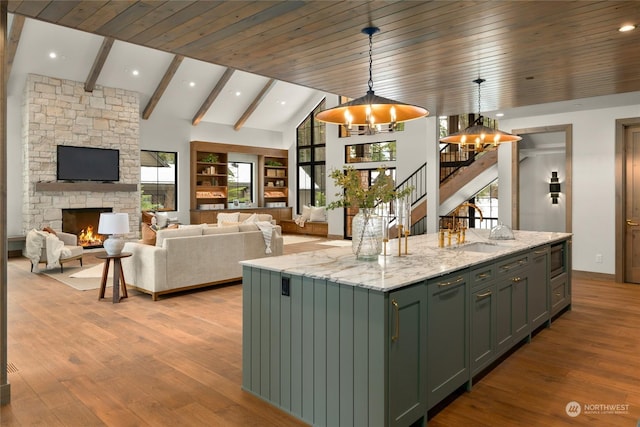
[2,239,640,426]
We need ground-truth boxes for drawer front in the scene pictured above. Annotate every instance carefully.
[496,252,530,276]
[470,263,496,289]
[551,273,568,310]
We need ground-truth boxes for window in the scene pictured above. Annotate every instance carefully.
[345,141,397,163]
[297,99,326,210]
[344,167,398,238]
[228,162,254,204]
[140,150,177,211]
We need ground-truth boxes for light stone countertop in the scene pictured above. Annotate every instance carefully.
[241,229,572,292]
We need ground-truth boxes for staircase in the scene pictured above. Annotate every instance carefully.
[393,145,499,236]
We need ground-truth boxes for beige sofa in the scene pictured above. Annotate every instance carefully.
[121,222,283,300]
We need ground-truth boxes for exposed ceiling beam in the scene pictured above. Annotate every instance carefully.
[234,79,276,131]
[84,37,114,93]
[142,54,183,120]
[191,67,235,126]
[5,14,24,83]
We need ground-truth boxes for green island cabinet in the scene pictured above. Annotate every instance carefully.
[242,234,571,427]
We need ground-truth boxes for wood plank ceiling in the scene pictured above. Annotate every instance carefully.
[7,1,640,117]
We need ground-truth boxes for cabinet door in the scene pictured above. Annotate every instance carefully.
[529,247,550,330]
[471,283,496,375]
[388,284,427,427]
[496,274,529,356]
[427,272,469,409]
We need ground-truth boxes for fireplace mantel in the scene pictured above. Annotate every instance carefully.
[35,182,138,192]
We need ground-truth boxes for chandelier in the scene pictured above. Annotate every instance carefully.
[315,26,429,134]
[440,78,521,149]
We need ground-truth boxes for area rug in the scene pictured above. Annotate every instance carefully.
[318,240,352,247]
[41,263,111,291]
[283,235,320,245]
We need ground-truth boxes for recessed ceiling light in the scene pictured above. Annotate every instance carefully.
[496,113,504,118]
[189,81,196,87]
[619,24,636,32]
[279,101,286,106]
[235,91,241,97]
[48,51,57,59]
[132,69,140,76]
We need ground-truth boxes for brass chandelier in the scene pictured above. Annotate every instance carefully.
[440,78,521,148]
[315,26,429,133]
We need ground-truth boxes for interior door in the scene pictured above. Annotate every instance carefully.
[624,124,640,283]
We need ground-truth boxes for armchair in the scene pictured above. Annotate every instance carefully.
[24,230,84,273]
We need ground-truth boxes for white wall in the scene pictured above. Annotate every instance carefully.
[519,153,566,232]
[500,104,640,274]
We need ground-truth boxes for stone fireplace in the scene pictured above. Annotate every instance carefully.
[22,74,141,236]
[62,208,112,248]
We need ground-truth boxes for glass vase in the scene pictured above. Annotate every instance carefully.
[352,208,383,261]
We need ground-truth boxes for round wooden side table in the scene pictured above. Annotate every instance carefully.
[96,252,132,303]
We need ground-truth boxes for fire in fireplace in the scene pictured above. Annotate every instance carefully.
[62,208,112,249]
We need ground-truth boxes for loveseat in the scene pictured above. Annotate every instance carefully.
[121,222,283,300]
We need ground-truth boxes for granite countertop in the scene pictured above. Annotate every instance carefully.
[241,229,571,292]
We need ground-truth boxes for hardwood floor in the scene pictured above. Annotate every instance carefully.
[2,240,640,426]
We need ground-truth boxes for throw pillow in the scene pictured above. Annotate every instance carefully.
[155,212,169,228]
[141,223,157,245]
[239,223,259,232]
[310,206,326,222]
[301,205,312,221]
[242,213,257,223]
[217,212,240,227]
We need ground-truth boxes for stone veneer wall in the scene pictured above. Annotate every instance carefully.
[22,74,140,236]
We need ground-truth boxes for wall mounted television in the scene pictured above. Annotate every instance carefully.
[56,145,120,182]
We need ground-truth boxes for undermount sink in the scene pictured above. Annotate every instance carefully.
[452,242,505,253]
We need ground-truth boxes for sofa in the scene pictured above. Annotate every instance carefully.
[121,221,283,301]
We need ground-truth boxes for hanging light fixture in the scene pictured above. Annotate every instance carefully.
[315,26,429,134]
[440,78,521,149]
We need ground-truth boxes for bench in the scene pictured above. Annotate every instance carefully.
[280,219,328,237]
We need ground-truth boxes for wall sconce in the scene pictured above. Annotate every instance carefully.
[549,171,561,204]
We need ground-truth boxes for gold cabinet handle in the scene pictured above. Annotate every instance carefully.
[511,276,521,283]
[476,271,491,279]
[438,276,464,287]
[391,300,400,342]
[476,290,492,301]
[627,219,640,226]
[534,249,548,254]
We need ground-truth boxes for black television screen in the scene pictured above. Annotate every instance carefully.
[56,145,120,182]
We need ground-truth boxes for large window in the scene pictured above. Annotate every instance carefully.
[345,141,396,163]
[344,167,398,238]
[297,100,326,211]
[228,161,254,204]
[140,150,177,211]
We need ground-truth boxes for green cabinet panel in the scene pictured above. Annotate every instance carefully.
[470,282,496,375]
[427,271,469,409]
[388,283,427,427]
[551,272,570,316]
[529,246,550,330]
[496,272,528,356]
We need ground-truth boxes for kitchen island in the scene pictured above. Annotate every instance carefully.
[241,230,572,427]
